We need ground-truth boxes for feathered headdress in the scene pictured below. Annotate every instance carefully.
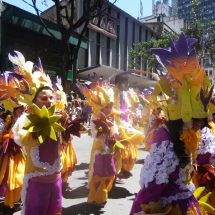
[127,88,140,106]
[0,51,54,108]
[76,72,112,112]
[151,33,213,123]
[52,76,67,110]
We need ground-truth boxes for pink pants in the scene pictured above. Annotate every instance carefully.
[25,177,62,215]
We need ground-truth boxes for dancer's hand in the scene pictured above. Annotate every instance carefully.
[55,110,67,126]
[107,114,114,122]
[116,111,125,118]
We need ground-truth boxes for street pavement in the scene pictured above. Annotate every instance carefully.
[2,133,149,215]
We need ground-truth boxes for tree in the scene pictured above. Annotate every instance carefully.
[181,0,215,66]
[23,0,117,90]
[129,32,178,73]
[129,0,215,72]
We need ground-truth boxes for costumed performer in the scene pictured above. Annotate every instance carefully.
[191,89,215,210]
[130,33,213,215]
[52,77,77,191]
[10,51,86,215]
[76,73,124,207]
[140,87,166,152]
[109,75,145,179]
[0,70,27,212]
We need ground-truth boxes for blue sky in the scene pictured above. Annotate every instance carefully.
[3,0,154,19]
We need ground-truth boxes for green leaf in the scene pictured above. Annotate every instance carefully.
[49,115,61,124]
[40,106,49,118]
[199,201,215,212]
[37,130,47,143]
[199,192,212,203]
[43,125,57,141]
[115,141,125,149]
[110,145,115,154]
[33,104,41,117]
[27,114,41,124]
[52,122,65,131]
[193,187,206,199]
[23,121,34,130]
[28,124,42,132]
[48,104,56,116]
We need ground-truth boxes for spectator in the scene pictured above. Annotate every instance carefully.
[67,91,74,103]
[74,94,81,108]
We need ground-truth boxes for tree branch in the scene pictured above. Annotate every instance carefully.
[27,0,59,45]
[71,20,89,65]
[52,0,65,33]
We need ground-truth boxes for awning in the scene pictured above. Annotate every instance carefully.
[2,5,88,49]
[77,65,157,89]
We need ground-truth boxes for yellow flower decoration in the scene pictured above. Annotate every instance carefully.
[23,104,65,143]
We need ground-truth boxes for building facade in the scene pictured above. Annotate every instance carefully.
[139,15,187,34]
[178,0,215,24]
[75,2,159,89]
[142,0,188,34]
[204,65,215,85]
[0,2,87,92]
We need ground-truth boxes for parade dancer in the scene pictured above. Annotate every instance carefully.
[0,79,26,213]
[130,33,212,215]
[53,78,77,190]
[191,91,215,209]
[7,52,85,215]
[139,88,166,152]
[109,75,145,178]
[76,74,124,207]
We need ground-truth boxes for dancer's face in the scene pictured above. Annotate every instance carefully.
[14,106,25,118]
[102,103,113,116]
[157,108,162,115]
[34,88,54,109]
[116,78,129,91]
[192,118,204,131]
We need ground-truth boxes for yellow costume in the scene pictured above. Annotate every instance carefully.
[109,87,145,173]
[76,76,124,205]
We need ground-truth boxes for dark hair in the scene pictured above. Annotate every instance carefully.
[201,117,211,129]
[0,110,12,130]
[165,119,189,168]
[115,75,129,85]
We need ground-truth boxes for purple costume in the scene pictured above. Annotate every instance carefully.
[197,126,215,166]
[130,126,200,215]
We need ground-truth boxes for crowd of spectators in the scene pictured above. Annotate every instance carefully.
[66,91,91,127]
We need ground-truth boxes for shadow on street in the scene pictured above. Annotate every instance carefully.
[135,159,145,165]
[139,147,146,151]
[62,185,89,199]
[0,199,21,215]
[109,187,133,199]
[62,202,104,215]
[75,163,89,171]
[76,171,88,180]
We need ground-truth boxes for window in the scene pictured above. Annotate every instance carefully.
[205,70,208,76]
[210,70,213,76]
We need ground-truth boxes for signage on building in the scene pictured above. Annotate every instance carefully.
[43,65,60,77]
[88,8,120,40]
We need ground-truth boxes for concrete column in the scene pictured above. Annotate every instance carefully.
[89,29,97,67]
[127,19,132,69]
[100,34,107,66]
[119,14,125,71]
[110,9,117,68]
